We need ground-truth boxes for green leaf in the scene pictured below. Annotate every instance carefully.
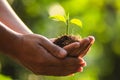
[70,18,82,28]
[0,74,12,80]
[50,15,66,23]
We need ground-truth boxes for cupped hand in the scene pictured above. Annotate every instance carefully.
[51,36,95,57]
[10,34,85,76]
[64,36,95,57]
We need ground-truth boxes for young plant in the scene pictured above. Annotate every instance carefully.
[50,14,82,35]
[48,3,83,48]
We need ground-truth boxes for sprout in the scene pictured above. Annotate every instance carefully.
[49,3,82,35]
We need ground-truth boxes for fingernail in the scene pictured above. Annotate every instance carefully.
[88,36,95,44]
[77,67,83,72]
[81,62,87,67]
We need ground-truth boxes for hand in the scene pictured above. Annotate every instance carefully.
[50,36,94,75]
[9,34,86,76]
[51,36,95,57]
[63,36,95,57]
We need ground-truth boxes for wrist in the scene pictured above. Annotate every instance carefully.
[0,22,22,57]
[0,33,22,56]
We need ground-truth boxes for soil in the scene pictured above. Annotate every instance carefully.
[54,35,80,47]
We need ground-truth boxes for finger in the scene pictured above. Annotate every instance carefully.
[64,36,95,57]
[37,35,67,58]
[60,57,86,75]
[34,57,84,76]
[63,42,80,56]
[61,57,85,66]
[79,43,91,57]
[66,37,90,57]
[77,67,83,72]
[74,36,95,57]
[37,64,81,76]
[78,57,87,67]
[51,57,85,76]
[89,36,95,44]
[79,36,95,57]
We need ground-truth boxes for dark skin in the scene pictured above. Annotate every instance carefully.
[64,36,94,57]
[0,0,95,76]
[0,22,95,76]
[13,34,90,76]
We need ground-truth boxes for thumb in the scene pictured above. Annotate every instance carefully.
[38,35,67,58]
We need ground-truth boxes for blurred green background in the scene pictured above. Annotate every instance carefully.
[0,0,120,80]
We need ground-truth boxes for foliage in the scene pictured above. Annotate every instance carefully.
[50,14,82,35]
[0,74,12,80]
[50,15,66,23]
[49,3,82,35]
[70,18,82,27]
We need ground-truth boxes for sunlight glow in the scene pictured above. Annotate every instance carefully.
[48,3,65,16]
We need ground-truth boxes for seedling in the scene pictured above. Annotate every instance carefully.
[50,14,82,35]
[48,3,83,48]
[48,4,94,58]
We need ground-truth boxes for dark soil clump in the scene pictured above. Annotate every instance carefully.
[54,35,79,47]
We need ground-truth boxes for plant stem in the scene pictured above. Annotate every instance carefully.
[66,13,69,35]
[66,19,69,35]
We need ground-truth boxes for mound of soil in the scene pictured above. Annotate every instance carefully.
[54,35,80,47]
